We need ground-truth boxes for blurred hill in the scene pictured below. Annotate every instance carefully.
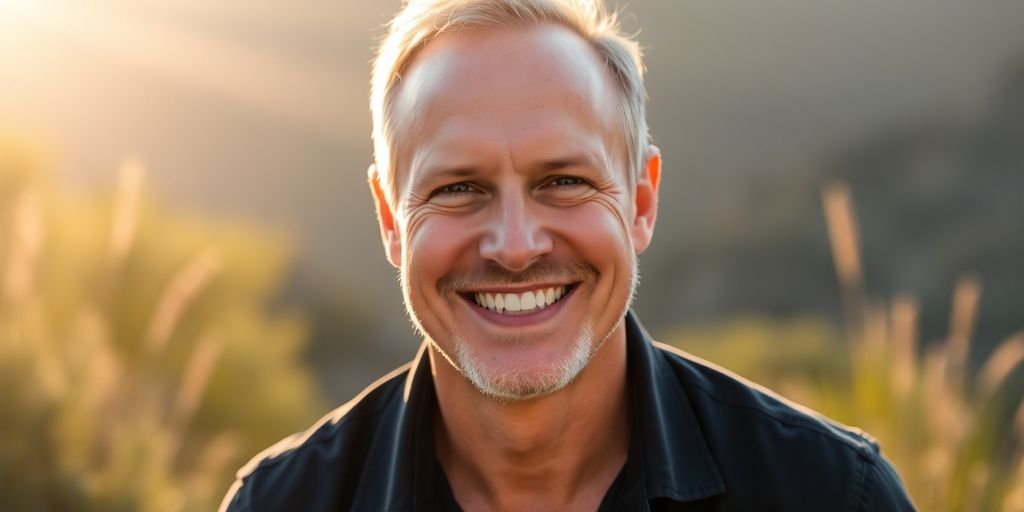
[636,55,1024,362]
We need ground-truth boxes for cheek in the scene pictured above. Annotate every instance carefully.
[553,199,634,264]
[403,214,479,288]
[561,196,630,244]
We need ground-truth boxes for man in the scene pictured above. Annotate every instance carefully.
[221,0,915,510]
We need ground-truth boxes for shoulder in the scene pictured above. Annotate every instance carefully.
[219,363,413,512]
[653,342,915,511]
[654,341,877,455]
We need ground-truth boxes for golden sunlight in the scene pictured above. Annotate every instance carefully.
[0,0,360,141]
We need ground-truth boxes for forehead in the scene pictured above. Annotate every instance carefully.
[390,24,622,180]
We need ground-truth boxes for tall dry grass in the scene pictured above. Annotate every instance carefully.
[0,145,322,511]
[816,182,1024,511]
[668,182,1023,510]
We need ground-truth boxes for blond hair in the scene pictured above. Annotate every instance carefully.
[370,0,648,203]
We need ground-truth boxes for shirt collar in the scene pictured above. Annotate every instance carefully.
[623,310,726,503]
[390,312,727,509]
[371,341,442,511]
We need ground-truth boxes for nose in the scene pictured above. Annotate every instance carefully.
[478,191,553,272]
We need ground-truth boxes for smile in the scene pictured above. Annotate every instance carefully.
[468,285,570,315]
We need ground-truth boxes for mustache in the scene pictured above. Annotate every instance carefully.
[437,259,597,294]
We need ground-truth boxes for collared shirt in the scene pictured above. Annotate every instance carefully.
[221,312,916,511]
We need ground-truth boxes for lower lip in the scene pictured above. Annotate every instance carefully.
[462,286,577,328]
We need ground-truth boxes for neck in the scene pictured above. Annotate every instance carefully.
[430,323,630,512]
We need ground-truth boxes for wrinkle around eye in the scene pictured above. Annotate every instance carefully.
[430,193,487,211]
[402,194,483,237]
[403,202,456,244]
[589,191,633,236]
[538,186,595,206]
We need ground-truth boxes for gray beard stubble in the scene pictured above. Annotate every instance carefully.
[405,256,640,402]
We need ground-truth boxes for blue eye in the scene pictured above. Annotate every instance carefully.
[536,175,595,204]
[550,176,586,187]
[436,182,477,195]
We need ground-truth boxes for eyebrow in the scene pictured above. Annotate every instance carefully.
[412,151,608,190]
[534,152,605,173]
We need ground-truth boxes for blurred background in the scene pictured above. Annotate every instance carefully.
[2,0,1023,510]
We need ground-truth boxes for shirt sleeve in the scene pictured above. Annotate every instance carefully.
[859,453,917,512]
[218,477,249,512]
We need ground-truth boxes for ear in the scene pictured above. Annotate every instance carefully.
[368,164,403,268]
[631,145,661,254]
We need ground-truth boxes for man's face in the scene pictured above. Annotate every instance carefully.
[372,24,658,401]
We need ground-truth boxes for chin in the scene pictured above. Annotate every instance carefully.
[451,322,597,402]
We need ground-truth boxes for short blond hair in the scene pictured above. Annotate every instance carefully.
[370,0,648,203]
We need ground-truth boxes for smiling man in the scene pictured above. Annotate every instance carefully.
[220,1,915,510]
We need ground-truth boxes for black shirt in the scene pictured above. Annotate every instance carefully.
[221,312,916,511]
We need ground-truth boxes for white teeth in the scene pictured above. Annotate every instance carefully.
[471,285,568,314]
[520,291,536,310]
